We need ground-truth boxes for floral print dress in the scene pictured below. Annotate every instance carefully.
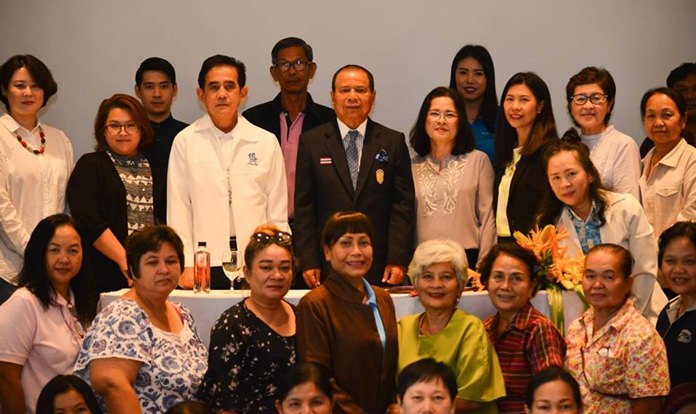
[197,299,296,413]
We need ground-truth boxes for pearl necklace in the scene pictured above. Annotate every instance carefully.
[15,127,45,155]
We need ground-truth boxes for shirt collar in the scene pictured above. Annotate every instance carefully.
[566,201,599,225]
[645,138,688,169]
[337,118,367,140]
[362,278,377,306]
[0,112,43,134]
[580,299,634,335]
[664,295,696,324]
[324,271,368,304]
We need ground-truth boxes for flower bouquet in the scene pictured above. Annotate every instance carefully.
[513,225,588,333]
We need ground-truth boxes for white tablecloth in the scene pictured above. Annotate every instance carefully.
[100,289,584,347]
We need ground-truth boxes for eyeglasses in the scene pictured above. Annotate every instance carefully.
[275,59,310,72]
[105,122,139,135]
[252,230,293,247]
[571,93,608,105]
[427,110,458,121]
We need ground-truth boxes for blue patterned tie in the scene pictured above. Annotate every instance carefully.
[346,130,359,189]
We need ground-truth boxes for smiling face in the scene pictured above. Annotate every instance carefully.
[570,83,610,135]
[46,225,83,293]
[582,249,632,314]
[416,262,462,312]
[276,381,332,414]
[425,96,458,149]
[324,232,373,280]
[486,253,536,318]
[643,93,686,150]
[244,243,293,302]
[197,64,248,133]
[454,57,487,104]
[399,379,455,414]
[504,84,541,143]
[661,236,696,300]
[133,241,181,296]
[525,379,580,414]
[104,107,141,157]
[53,388,92,414]
[547,150,593,216]
[135,70,177,121]
[331,68,376,129]
[271,46,316,95]
[2,67,44,122]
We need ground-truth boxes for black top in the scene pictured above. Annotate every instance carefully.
[142,115,187,223]
[197,300,297,413]
[493,146,549,236]
[243,93,335,141]
[66,151,166,293]
[656,299,696,387]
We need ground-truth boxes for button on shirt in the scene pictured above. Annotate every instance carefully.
[0,113,73,284]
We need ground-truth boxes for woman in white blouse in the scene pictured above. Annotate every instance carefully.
[565,66,641,199]
[409,86,495,268]
[640,87,696,242]
[0,55,73,304]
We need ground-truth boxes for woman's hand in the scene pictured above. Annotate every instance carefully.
[90,358,142,414]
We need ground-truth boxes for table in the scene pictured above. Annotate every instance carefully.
[101,289,585,347]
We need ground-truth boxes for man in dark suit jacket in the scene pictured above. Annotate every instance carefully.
[243,37,334,222]
[294,64,415,287]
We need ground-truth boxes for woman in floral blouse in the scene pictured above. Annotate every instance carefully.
[565,244,670,413]
[197,225,296,413]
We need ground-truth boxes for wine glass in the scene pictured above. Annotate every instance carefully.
[221,250,239,291]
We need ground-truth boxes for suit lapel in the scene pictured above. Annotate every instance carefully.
[355,119,380,199]
[323,122,355,197]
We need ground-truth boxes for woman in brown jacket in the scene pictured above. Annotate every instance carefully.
[297,211,398,414]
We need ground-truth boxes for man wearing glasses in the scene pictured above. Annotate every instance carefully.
[244,37,334,222]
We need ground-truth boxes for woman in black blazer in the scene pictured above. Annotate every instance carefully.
[493,72,558,238]
[67,94,165,293]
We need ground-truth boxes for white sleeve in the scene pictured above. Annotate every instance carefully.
[265,139,290,233]
[0,291,36,365]
[167,133,195,267]
[0,156,30,256]
[611,138,642,201]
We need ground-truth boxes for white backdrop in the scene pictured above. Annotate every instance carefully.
[1,0,695,158]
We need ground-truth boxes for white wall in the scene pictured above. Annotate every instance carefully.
[1,0,695,157]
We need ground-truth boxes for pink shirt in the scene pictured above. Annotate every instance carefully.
[0,288,82,414]
[280,112,305,218]
[565,300,670,413]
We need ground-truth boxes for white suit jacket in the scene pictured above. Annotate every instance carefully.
[556,191,667,324]
[167,114,288,268]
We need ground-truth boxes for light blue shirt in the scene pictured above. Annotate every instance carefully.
[362,278,386,350]
[337,119,367,166]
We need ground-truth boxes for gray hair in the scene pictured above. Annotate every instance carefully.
[407,239,468,289]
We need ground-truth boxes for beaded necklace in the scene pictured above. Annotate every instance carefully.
[15,126,45,155]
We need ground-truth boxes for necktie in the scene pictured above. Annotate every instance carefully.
[346,130,359,189]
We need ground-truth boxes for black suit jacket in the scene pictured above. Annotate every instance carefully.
[243,93,335,141]
[493,147,547,236]
[294,119,415,285]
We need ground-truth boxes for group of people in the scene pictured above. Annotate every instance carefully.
[0,35,694,413]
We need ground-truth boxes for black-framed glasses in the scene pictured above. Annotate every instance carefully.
[105,122,139,135]
[275,59,310,72]
[252,230,293,247]
[571,93,607,105]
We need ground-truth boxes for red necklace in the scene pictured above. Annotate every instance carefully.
[15,127,45,155]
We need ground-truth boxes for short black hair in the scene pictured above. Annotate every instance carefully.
[397,358,458,402]
[0,54,58,111]
[277,362,333,402]
[479,241,542,295]
[331,64,374,92]
[667,62,696,88]
[525,366,582,411]
[164,401,213,414]
[658,221,696,265]
[640,87,687,120]
[126,225,185,279]
[36,375,102,414]
[565,66,617,126]
[197,54,246,89]
[321,211,375,248]
[271,37,313,64]
[135,57,177,86]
